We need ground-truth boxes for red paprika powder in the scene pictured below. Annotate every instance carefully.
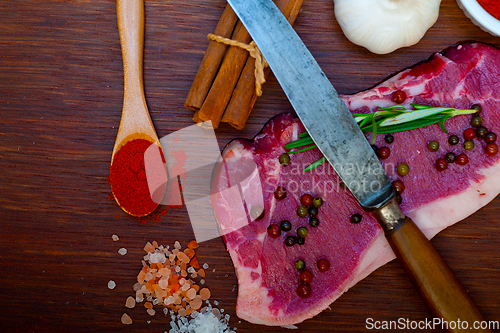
[110,138,167,217]
[478,0,500,21]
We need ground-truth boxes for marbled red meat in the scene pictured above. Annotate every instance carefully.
[209,42,500,326]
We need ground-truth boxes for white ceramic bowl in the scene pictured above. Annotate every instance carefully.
[457,0,500,37]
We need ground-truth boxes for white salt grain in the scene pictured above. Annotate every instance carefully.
[149,252,167,264]
[203,263,209,269]
[112,234,119,241]
[108,280,116,289]
[118,248,127,255]
[174,241,181,249]
[168,302,235,333]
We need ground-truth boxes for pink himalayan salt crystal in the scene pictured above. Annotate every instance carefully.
[125,296,136,309]
[121,313,132,325]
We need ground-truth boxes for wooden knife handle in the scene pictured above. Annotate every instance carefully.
[374,198,491,333]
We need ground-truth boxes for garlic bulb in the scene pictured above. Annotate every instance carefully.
[334,0,442,54]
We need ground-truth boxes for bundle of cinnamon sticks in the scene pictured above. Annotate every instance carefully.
[184,0,304,130]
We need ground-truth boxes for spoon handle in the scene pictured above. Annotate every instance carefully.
[117,0,145,98]
[114,0,160,159]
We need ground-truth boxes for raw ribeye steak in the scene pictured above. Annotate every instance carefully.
[209,42,500,326]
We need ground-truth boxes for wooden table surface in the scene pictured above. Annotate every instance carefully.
[1,0,499,332]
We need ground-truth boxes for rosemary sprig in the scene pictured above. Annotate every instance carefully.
[284,104,476,171]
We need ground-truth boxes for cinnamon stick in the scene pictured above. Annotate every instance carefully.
[222,0,303,130]
[193,0,300,129]
[184,4,238,111]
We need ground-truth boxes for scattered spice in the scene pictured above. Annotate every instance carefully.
[485,132,497,144]
[297,205,308,218]
[300,193,313,206]
[384,133,395,144]
[471,115,484,127]
[436,158,448,171]
[284,236,297,247]
[267,224,281,238]
[464,140,475,151]
[312,197,323,208]
[476,126,488,138]
[280,220,292,232]
[456,154,469,166]
[279,153,291,166]
[485,143,499,156]
[377,146,390,159]
[317,258,330,272]
[123,240,211,324]
[297,283,311,298]
[445,152,456,164]
[392,179,405,194]
[125,296,136,309]
[299,270,313,284]
[309,217,320,228]
[396,163,410,177]
[274,186,287,200]
[463,128,476,140]
[392,90,407,104]
[428,140,440,152]
[121,313,133,325]
[350,213,362,224]
[294,259,305,271]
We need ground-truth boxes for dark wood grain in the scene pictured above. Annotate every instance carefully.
[0,0,499,332]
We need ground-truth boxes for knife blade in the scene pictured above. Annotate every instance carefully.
[226,0,490,330]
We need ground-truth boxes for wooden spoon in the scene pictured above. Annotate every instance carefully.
[111,0,163,216]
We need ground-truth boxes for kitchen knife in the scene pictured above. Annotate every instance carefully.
[226,0,491,330]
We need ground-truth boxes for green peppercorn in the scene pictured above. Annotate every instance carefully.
[397,163,410,177]
[471,104,482,114]
[312,196,323,208]
[296,237,305,245]
[340,182,346,190]
[471,115,483,127]
[464,140,475,151]
[448,135,459,146]
[445,152,456,163]
[279,153,290,166]
[385,134,394,144]
[280,220,292,232]
[297,205,308,218]
[284,236,297,247]
[350,213,362,224]
[297,226,309,238]
[371,145,378,155]
[309,217,320,228]
[294,259,305,271]
[308,206,318,217]
[428,140,439,152]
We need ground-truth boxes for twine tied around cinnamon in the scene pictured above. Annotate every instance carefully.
[207,33,268,96]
